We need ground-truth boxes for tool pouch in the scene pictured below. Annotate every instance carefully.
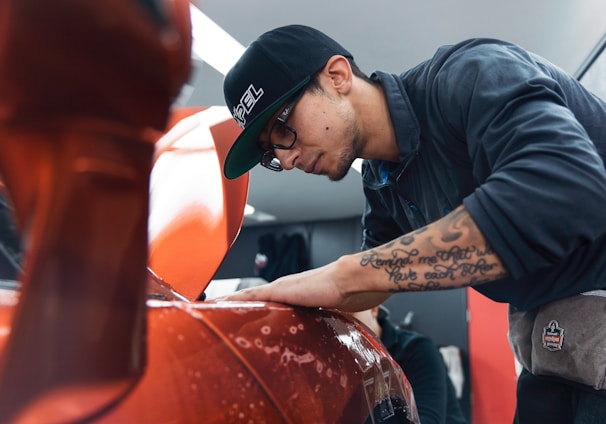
[508,291,606,391]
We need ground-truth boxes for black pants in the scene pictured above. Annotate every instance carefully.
[514,369,606,424]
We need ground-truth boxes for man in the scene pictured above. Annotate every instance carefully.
[221,25,606,422]
[352,305,468,424]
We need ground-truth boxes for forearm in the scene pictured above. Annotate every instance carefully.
[345,205,509,293]
[223,205,509,311]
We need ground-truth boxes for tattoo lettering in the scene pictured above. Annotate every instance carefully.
[358,205,507,292]
[360,242,501,291]
[360,249,419,269]
[360,248,419,288]
[407,280,443,291]
[476,245,495,256]
[436,246,475,262]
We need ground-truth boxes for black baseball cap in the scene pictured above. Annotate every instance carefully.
[222,25,353,179]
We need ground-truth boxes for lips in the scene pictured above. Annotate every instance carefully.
[304,156,321,174]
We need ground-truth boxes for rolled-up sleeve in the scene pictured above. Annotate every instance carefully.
[437,42,606,279]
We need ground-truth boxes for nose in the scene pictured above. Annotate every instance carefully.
[274,148,300,171]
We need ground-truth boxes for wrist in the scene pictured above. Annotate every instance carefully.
[333,253,369,294]
[330,253,393,312]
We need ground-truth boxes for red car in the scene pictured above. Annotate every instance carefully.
[0,1,419,422]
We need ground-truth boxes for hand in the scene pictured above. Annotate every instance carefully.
[222,258,391,312]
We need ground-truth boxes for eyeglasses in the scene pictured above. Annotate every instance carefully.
[260,88,306,172]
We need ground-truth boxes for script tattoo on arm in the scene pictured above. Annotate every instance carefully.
[359,206,508,292]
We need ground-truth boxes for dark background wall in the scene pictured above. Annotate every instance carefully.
[213,216,469,352]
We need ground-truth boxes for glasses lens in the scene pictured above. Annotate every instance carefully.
[269,123,297,150]
[260,150,283,172]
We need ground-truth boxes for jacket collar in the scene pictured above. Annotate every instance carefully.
[370,70,420,171]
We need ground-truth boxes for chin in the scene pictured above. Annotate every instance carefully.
[328,160,354,182]
[329,172,347,182]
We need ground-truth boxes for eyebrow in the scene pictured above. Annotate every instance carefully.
[257,86,307,151]
[257,101,290,150]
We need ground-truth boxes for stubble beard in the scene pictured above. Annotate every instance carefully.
[329,148,357,181]
[328,103,361,182]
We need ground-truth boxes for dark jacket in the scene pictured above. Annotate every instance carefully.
[361,38,606,310]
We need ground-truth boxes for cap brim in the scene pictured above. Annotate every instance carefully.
[223,79,309,180]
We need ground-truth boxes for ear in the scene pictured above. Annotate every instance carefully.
[323,55,353,94]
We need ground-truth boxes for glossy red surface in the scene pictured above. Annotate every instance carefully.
[0,281,419,423]
[106,294,417,423]
[149,107,249,301]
